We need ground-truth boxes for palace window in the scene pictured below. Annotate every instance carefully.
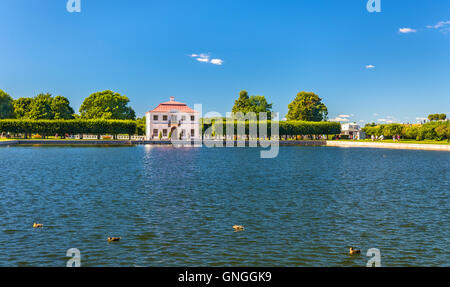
[163,115,168,121]
[191,116,195,121]
[153,115,158,121]
[191,129,195,137]
[153,129,158,136]
[163,129,167,137]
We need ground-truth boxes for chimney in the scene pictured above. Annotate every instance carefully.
[170,96,175,102]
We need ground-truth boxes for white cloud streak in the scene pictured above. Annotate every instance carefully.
[427,20,450,34]
[196,57,209,63]
[366,65,375,69]
[427,20,450,29]
[399,28,416,34]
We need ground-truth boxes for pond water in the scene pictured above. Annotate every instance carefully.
[0,145,448,266]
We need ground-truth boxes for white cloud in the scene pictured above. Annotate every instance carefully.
[378,118,395,123]
[373,113,379,116]
[399,28,416,34]
[330,117,350,122]
[366,65,375,69]
[338,114,351,118]
[427,20,450,34]
[210,59,223,65]
[188,53,223,66]
[196,57,209,63]
[427,20,450,29]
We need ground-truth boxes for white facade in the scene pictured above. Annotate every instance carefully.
[341,123,360,134]
[145,97,200,140]
[341,123,365,139]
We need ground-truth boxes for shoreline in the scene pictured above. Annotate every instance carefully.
[1,139,449,151]
[325,140,450,151]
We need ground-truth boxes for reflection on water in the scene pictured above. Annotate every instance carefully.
[0,146,448,266]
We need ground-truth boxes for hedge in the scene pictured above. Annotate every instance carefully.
[1,119,342,139]
[0,119,137,138]
[202,119,341,137]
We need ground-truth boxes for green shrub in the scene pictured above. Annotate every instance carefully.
[0,119,137,137]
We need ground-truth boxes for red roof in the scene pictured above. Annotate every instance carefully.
[149,97,197,113]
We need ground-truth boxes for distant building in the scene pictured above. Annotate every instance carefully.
[145,97,200,140]
[341,123,365,140]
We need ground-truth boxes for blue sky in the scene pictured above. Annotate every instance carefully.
[0,0,449,124]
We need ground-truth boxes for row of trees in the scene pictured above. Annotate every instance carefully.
[0,89,136,120]
[363,122,450,140]
[428,114,447,121]
[3,88,330,123]
[2,88,334,139]
[231,90,329,122]
[0,119,137,139]
[0,118,341,139]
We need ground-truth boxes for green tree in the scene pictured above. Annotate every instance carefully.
[13,97,33,119]
[0,89,15,119]
[287,91,328,121]
[28,93,54,120]
[232,90,273,118]
[435,125,450,139]
[136,116,146,135]
[232,90,251,114]
[248,95,273,118]
[51,96,75,119]
[427,114,443,121]
[383,124,403,137]
[79,90,136,120]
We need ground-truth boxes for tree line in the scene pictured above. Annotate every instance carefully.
[1,88,339,138]
[0,89,136,120]
[427,114,447,122]
[363,121,450,140]
[2,88,330,123]
[207,90,336,138]
[231,90,329,122]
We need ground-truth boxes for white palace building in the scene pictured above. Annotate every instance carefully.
[145,97,200,140]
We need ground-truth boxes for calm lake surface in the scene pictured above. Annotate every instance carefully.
[0,145,448,267]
